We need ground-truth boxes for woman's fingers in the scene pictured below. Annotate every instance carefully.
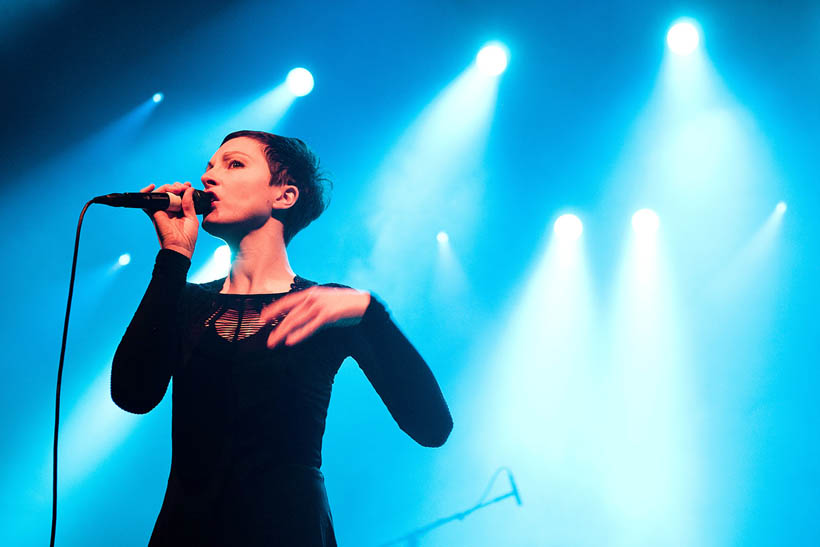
[282,315,326,346]
[141,182,192,217]
[150,181,191,195]
[140,184,160,220]
[138,181,198,257]
[266,302,317,348]
[261,287,370,348]
[181,185,196,217]
[260,291,305,323]
[141,181,191,192]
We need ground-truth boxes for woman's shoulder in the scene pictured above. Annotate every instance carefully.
[317,282,353,289]
[290,276,354,292]
[189,277,226,293]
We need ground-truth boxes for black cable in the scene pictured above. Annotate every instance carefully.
[51,200,94,547]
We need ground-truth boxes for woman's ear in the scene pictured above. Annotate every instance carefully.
[272,184,299,211]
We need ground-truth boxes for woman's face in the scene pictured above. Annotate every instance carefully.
[200,137,288,239]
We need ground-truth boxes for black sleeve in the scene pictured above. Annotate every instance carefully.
[110,249,191,414]
[347,295,453,447]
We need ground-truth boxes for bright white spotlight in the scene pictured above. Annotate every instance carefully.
[189,245,232,283]
[632,209,660,235]
[437,231,450,244]
[476,42,509,76]
[214,244,231,264]
[553,214,583,241]
[152,92,164,103]
[666,20,700,55]
[118,253,131,266]
[286,68,314,97]
[775,201,787,214]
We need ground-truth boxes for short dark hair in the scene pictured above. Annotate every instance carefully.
[221,130,331,245]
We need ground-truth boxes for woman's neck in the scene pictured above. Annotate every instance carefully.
[221,222,295,294]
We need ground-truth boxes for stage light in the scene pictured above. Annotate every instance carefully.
[286,68,314,97]
[189,245,232,283]
[476,42,509,76]
[214,244,231,263]
[118,253,131,266]
[437,231,450,244]
[553,214,583,241]
[357,55,501,307]
[152,92,164,103]
[632,208,660,235]
[775,201,787,214]
[666,20,700,55]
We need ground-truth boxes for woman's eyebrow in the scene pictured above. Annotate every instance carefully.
[205,151,252,170]
[221,151,252,161]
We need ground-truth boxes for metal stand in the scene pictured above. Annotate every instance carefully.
[380,467,522,546]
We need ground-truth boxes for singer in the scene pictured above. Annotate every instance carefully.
[110,130,453,546]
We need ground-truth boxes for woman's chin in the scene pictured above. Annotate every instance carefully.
[202,215,246,242]
[202,213,268,241]
[201,214,226,235]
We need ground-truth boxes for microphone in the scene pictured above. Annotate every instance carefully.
[92,190,214,215]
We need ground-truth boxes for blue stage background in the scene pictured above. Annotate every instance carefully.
[1,1,818,545]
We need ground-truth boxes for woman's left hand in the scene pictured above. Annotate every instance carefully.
[260,286,371,348]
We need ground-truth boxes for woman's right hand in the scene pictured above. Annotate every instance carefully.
[141,182,199,259]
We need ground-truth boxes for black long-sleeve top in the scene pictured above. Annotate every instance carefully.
[111,249,452,546]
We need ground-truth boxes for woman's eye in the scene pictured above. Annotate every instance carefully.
[228,160,243,168]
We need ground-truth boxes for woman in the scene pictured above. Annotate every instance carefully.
[111,130,453,546]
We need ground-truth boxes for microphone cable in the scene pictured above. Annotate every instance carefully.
[51,199,94,547]
[50,192,205,545]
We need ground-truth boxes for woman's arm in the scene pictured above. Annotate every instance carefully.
[347,296,453,448]
[259,287,453,446]
[110,249,191,414]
